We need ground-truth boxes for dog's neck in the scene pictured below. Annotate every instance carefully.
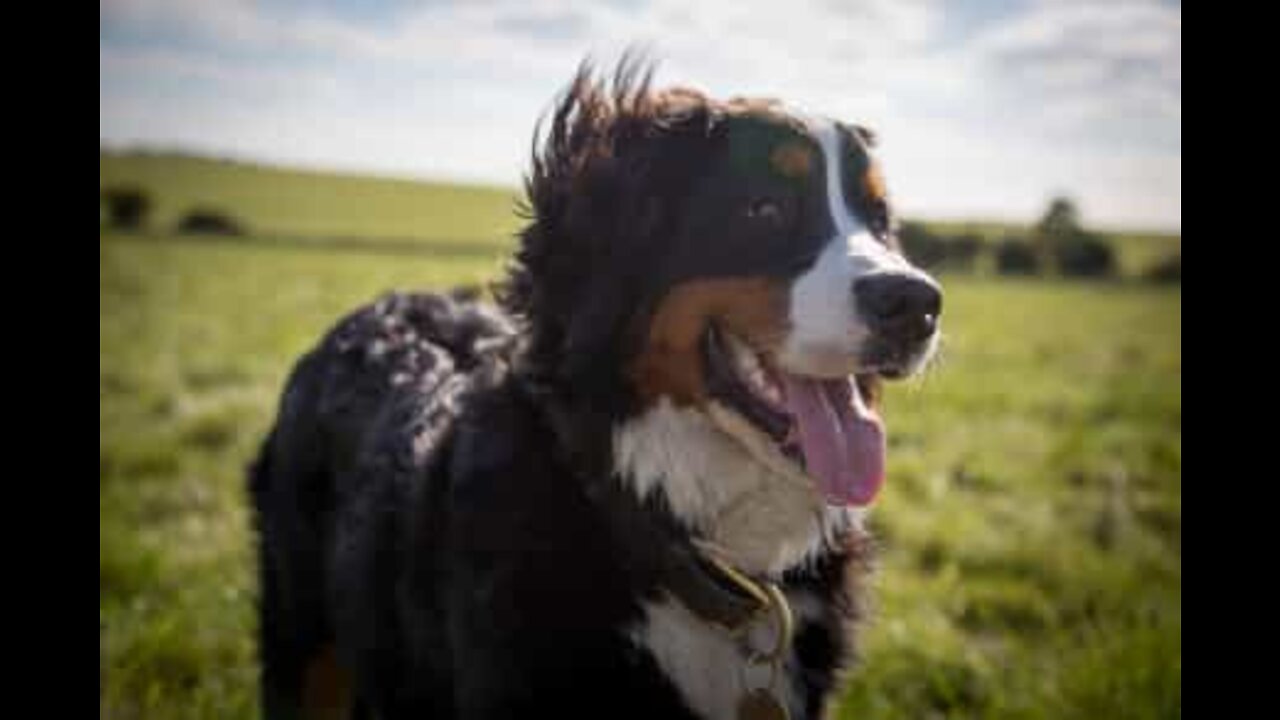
[519,373,856,576]
[613,398,857,577]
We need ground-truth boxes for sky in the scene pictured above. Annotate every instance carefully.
[100,0,1181,231]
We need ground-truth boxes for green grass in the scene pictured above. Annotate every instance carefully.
[100,234,508,719]
[100,155,1179,719]
[100,151,522,243]
[100,233,1179,719]
[835,278,1181,720]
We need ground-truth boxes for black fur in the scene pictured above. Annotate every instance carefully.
[251,60,871,719]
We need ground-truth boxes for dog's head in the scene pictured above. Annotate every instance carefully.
[506,61,940,533]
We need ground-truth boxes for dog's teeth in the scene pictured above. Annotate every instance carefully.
[724,333,785,406]
[748,369,783,406]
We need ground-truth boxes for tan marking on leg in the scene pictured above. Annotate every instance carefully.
[302,644,352,720]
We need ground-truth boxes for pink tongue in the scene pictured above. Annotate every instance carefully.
[780,374,886,506]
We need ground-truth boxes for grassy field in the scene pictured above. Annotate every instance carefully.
[100,157,1180,719]
[100,151,1180,277]
[100,151,522,243]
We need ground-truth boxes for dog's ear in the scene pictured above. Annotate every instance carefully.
[505,59,718,400]
[559,87,719,399]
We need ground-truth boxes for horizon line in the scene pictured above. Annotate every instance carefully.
[100,142,1183,237]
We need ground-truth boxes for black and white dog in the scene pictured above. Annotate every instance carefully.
[251,61,941,720]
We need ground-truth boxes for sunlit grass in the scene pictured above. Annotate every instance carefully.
[100,234,1179,719]
[100,151,523,242]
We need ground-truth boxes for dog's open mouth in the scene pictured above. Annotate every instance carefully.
[704,326,886,507]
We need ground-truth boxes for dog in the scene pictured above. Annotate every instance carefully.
[250,60,942,720]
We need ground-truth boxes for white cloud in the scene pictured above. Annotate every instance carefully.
[100,0,1180,230]
[968,0,1180,135]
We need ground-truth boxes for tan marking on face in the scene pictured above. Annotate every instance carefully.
[630,278,791,405]
[863,161,887,205]
[302,644,352,720]
[770,140,814,179]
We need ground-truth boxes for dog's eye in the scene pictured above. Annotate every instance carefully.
[745,198,782,224]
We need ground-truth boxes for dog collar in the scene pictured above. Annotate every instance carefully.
[675,546,793,644]
[521,379,794,642]
[525,380,796,719]
[693,550,795,720]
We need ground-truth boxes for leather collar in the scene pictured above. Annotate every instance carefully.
[523,379,782,633]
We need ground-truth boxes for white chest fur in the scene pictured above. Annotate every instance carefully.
[632,597,802,720]
[613,399,858,576]
[615,400,861,717]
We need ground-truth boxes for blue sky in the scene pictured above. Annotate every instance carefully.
[100,0,1181,231]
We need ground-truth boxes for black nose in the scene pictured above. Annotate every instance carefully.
[854,273,942,341]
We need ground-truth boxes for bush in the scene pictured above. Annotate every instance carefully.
[945,234,982,273]
[899,222,947,269]
[1054,233,1115,278]
[996,237,1039,275]
[101,186,151,231]
[177,209,245,236]
[1145,254,1181,284]
[899,224,983,273]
